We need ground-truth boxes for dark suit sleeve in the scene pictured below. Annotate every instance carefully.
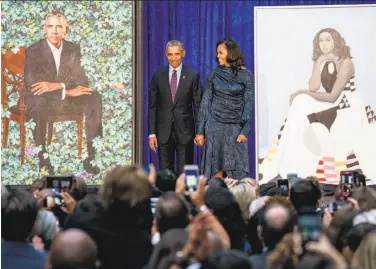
[192,72,203,133]
[24,46,63,100]
[240,72,255,137]
[64,45,89,90]
[196,71,214,135]
[148,73,158,135]
[24,47,34,92]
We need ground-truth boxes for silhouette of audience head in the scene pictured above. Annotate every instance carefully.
[45,229,98,269]
[2,189,39,242]
[155,191,190,235]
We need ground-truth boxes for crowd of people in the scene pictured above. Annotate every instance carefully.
[2,164,376,269]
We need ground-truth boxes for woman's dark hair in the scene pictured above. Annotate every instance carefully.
[312,28,351,60]
[216,39,245,73]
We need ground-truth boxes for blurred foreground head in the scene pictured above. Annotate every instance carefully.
[2,189,38,242]
[100,165,152,208]
[45,229,98,269]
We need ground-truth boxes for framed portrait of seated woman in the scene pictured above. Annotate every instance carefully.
[254,4,376,185]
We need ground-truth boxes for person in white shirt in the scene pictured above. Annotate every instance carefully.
[24,10,102,174]
[148,40,202,174]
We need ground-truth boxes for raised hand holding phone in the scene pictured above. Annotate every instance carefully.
[189,176,207,209]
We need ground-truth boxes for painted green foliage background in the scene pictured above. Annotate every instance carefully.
[1,1,133,184]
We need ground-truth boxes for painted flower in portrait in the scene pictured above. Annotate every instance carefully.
[25,146,38,158]
[112,83,125,94]
[77,170,94,181]
[1,1,133,185]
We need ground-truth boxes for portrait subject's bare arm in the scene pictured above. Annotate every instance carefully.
[307,58,354,103]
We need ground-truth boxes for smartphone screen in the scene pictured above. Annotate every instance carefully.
[184,165,199,190]
[43,194,65,208]
[277,179,289,195]
[46,176,73,193]
[298,214,321,245]
[341,171,354,184]
[150,198,159,215]
[340,171,354,197]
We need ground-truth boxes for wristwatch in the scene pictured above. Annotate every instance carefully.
[199,205,209,213]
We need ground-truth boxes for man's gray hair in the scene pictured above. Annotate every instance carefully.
[45,10,68,27]
[166,40,184,51]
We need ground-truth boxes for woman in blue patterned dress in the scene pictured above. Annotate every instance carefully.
[195,39,255,179]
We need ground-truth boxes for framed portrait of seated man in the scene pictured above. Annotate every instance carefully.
[1,1,139,184]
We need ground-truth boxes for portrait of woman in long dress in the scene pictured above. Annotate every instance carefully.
[259,28,376,184]
[195,39,254,180]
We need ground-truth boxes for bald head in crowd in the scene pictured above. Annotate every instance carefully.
[258,202,297,250]
[45,229,98,269]
[264,205,290,229]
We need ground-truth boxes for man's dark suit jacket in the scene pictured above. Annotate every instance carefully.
[24,38,88,100]
[148,65,202,145]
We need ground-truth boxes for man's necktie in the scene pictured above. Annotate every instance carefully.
[171,69,177,102]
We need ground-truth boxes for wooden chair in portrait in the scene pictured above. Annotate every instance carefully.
[1,47,84,165]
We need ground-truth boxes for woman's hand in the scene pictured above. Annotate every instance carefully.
[194,134,205,147]
[236,134,247,143]
[318,53,339,72]
[242,178,260,196]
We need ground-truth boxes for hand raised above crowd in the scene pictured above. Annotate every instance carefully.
[189,176,207,209]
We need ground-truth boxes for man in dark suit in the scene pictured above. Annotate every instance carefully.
[24,11,102,174]
[148,40,202,174]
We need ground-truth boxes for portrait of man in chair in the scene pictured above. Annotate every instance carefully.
[24,10,102,174]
